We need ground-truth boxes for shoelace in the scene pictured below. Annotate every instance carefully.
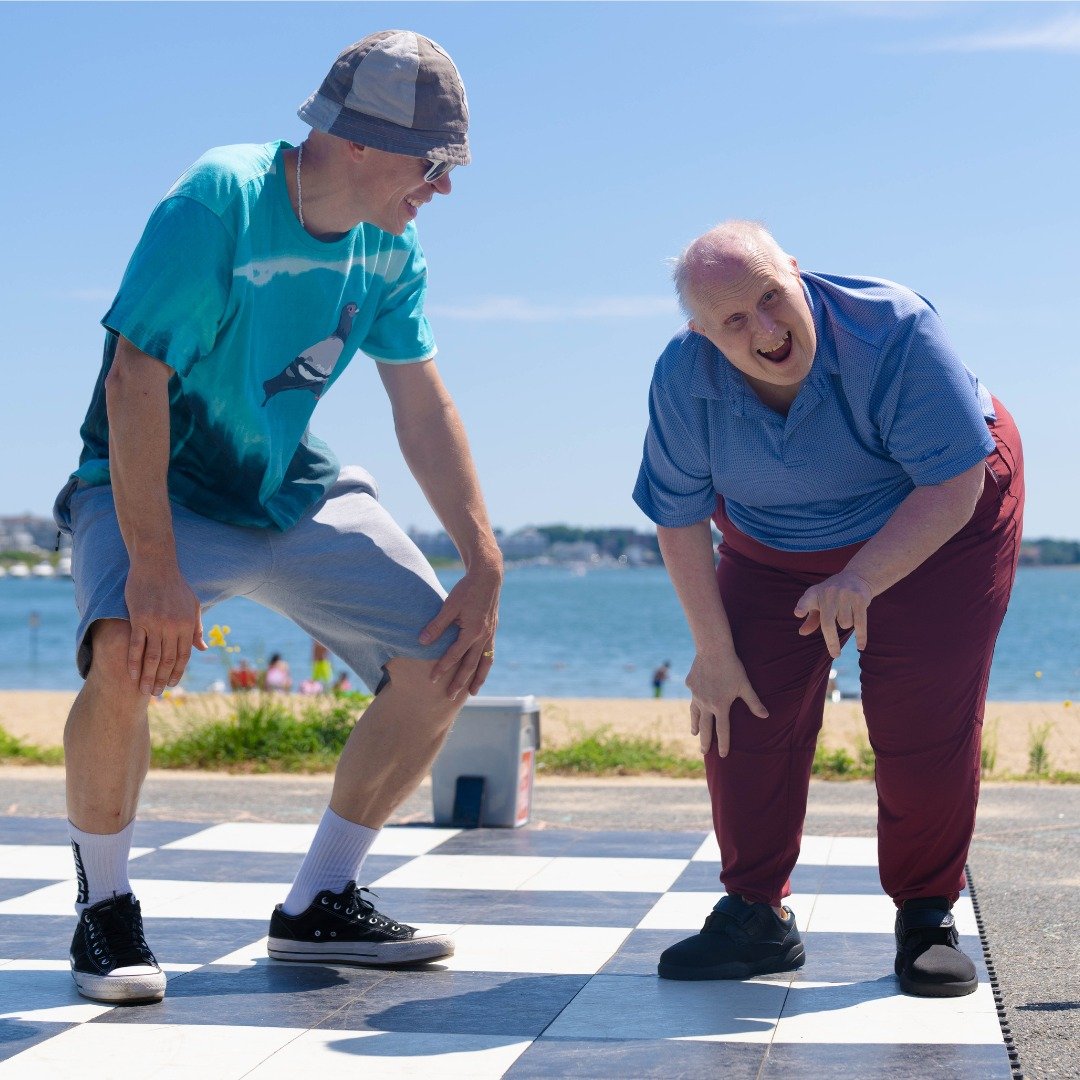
[83,898,156,968]
[329,885,403,933]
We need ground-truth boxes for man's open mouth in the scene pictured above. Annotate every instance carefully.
[756,331,792,364]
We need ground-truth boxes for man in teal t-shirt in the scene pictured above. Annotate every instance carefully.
[54,31,504,1006]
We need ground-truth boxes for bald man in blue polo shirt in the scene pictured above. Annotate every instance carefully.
[634,220,1024,998]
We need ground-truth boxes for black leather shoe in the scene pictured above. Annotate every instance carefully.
[658,893,805,981]
[895,897,978,998]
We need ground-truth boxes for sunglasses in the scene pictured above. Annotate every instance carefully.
[423,159,456,183]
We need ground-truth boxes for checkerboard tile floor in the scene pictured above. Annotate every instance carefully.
[0,818,1012,1078]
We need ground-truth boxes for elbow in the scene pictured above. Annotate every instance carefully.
[947,463,986,530]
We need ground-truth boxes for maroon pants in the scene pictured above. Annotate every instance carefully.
[706,399,1024,907]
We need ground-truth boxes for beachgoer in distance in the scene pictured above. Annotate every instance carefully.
[652,660,671,698]
[311,640,333,686]
[228,658,258,692]
[52,30,502,1006]
[263,653,292,692]
[634,221,1023,998]
[332,671,354,694]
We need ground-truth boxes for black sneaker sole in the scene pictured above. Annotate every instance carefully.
[897,971,978,998]
[658,942,806,981]
[267,933,455,967]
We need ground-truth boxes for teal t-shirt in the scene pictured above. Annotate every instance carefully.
[74,140,436,529]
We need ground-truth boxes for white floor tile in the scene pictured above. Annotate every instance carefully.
[368,854,553,891]
[773,981,1003,1044]
[0,878,290,918]
[690,834,836,866]
[521,857,687,893]
[638,892,818,931]
[163,823,459,856]
[799,835,837,865]
[544,973,782,1041]
[804,894,977,935]
[163,823,317,853]
[369,827,462,857]
[0,845,153,880]
[690,834,721,862]
[0,1022,304,1079]
[437,924,632,974]
[826,837,878,866]
[247,1029,532,1079]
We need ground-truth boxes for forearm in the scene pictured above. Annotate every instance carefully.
[396,397,502,575]
[656,520,735,654]
[105,338,178,567]
[845,462,985,596]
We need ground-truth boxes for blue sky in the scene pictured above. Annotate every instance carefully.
[2,1,1077,538]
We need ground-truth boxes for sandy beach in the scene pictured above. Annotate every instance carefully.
[0,691,1075,777]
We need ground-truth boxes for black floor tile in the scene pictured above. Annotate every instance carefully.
[508,1036,767,1078]
[0,1020,78,1064]
[92,961,381,1027]
[0,915,77,961]
[0,879,63,903]
[358,887,660,927]
[0,819,69,845]
[322,971,590,1037]
[430,828,707,860]
[599,928,689,975]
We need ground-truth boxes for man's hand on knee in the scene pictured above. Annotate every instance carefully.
[419,567,501,699]
[124,562,207,695]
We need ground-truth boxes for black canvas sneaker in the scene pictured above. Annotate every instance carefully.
[895,897,978,997]
[70,893,166,1004]
[267,882,455,966]
[658,893,805,980]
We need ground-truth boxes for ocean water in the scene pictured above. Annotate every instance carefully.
[0,566,1076,701]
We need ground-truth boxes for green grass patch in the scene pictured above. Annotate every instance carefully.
[811,739,876,780]
[538,727,705,778]
[151,693,372,773]
[0,726,64,765]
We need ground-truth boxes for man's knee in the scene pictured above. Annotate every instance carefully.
[84,620,148,701]
[382,656,462,723]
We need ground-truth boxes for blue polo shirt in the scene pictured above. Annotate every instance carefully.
[633,272,996,552]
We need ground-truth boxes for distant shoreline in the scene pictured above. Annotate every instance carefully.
[1,692,1075,778]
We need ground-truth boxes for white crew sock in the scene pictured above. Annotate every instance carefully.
[69,818,136,914]
[281,807,379,916]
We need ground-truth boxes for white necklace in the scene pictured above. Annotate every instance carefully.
[296,143,305,228]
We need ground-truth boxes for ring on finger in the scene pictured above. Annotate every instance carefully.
[482,648,495,659]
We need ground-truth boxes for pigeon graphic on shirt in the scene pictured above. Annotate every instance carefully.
[262,302,359,406]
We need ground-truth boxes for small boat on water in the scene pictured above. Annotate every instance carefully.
[6,564,30,578]
[56,555,73,577]
[31,562,56,578]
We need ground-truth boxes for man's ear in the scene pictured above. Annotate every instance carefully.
[689,319,701,334]
[789,255,800,275]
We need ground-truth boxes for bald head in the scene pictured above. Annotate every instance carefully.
[672,221,795,320]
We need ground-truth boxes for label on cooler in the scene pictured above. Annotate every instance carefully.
[516,748,534,827]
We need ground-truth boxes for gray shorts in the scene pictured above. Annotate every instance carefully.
[52,467,454,692]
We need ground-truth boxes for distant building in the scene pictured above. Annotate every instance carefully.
[550,540,599,563]
[0,514,66,554]
[501,528,549,559]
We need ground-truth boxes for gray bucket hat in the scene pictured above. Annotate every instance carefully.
[298,30,470,165]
